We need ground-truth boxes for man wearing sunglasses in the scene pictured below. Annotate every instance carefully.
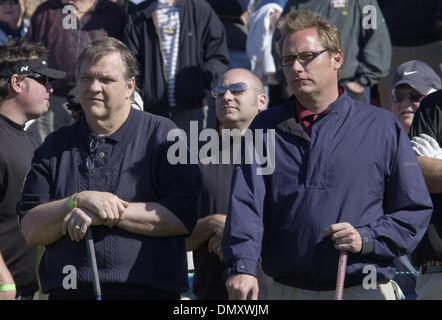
[223,11,432,300]
[390,60,441,134]
[186,68,272,300]
[0,40,65,300]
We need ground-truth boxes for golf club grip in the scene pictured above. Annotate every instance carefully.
[85,228,102,300]
[335,251,348,300]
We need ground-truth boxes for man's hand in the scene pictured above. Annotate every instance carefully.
[210,214,226,236]
[225,273,259,300]
[322,222,362,253]
[346,81,364,94]
[240,10,251,25]
[208,233,223,262]
[0,254,16,300]
[76,191,129,227]
[411,134,442,159]
[269,9,282,31]
[62,207,101,242]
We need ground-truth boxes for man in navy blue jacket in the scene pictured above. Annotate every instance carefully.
[222,10,433,300]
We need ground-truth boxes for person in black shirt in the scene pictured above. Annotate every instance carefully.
[409,90,442,299]
[0,40,65,299]
[186,68,272,299]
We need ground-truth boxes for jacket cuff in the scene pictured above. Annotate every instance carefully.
[228,259,257,277]
[356,227,375,256]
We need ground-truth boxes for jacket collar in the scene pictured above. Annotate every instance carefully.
[275,88,350,140]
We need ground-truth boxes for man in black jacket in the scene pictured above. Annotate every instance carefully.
[123,0,229,135]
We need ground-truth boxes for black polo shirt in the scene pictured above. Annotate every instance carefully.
[0,114,39,296]
[17,108,202,299]
[193,137,272,300]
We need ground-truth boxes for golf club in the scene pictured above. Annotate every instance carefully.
[85,228,102,300]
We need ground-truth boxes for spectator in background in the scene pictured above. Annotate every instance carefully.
[387,61,441,299]
[273,0,391,104]
[0,40,65,300]
[23,0,44,19]
[124,0,229,135]
[390,60,441,134]
[207,0,252,70]
[247,0,286,107]
[0,0,28,45]
[187,68,272,300]
[410,90,442,299]
[25,0,124,142]
[378,0,442,110]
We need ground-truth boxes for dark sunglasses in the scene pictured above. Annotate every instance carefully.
[280,49,329,67]
[211,82,255,98]
[27,73,50,87]
[390,90,424,104]
[0,0,19,5]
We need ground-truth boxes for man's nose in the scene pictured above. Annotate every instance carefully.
[223,88,235,100]
[88,79,101,92]
[291,58,305,72]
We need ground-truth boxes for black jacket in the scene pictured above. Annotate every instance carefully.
[123,0,229,116]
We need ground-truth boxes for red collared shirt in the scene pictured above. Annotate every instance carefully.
[294,88,344,136]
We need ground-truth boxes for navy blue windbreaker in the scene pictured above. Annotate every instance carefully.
[222,91,433,291]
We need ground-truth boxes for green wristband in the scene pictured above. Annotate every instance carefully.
[68,194,76,210]
[0,284,16,291]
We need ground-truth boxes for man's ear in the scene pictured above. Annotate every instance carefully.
[332,50,343,72]
[9,74,26,94]
[257,93,267,113]
[126,76,135,100]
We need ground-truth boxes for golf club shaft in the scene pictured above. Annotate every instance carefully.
[85,228,102,300]
[335,251,348,300]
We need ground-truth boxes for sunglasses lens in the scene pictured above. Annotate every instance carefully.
[229,83,247,95]
[391,94,403,103]
[409,94,422,102]
[211,86,226,98]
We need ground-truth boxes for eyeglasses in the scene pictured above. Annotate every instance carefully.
[390,90,424,104]
[86,137,99,170]
[280,49,329,67]
[211,82,256,98]
[27,73,50,88]
[0,0,19,5]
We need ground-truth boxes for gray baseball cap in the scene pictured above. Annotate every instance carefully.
[392,60,441,95]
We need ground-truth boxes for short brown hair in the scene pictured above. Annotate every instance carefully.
[0,40,49,102]
[76,37,139,81]
[277,10,344,77]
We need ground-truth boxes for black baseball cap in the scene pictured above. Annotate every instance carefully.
[392,60,441,95]
[0,58,66,79]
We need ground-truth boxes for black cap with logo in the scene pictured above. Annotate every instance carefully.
[0,58,66,79]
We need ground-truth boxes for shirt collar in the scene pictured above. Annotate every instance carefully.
[107,107,135,143]
[294,87,344,120]
[0,113,26,131]
[80,107,135,145]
